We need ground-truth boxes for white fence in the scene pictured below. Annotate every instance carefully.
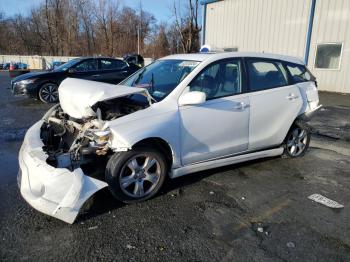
[0,55,153,69]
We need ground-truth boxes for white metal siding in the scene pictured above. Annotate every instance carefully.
[205,0,350,93]
[307,0,350,93]
[205,0,311,58]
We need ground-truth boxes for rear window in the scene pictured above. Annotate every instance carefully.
[247,59,288,91]
[286,63,313,83]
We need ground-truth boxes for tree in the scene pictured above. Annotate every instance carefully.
[173,0,201,53]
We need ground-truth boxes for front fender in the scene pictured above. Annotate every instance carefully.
[107,110,181,168]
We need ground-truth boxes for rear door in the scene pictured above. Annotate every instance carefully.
[98,58,130,84]
[245,58,302,151]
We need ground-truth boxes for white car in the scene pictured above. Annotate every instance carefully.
[18,52,321,223]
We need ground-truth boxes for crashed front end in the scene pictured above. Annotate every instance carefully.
[18,118,109,224]
[18,78,151,223]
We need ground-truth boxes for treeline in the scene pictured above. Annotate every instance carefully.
[0,0,201,58]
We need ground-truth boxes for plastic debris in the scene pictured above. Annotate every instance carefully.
[209,191,215,195]
[286,242,295,248]
[241,197,245,200]
[88,226,98,230]
[126,244,135,250]
[257,227,264,233]
[308,194,344,209]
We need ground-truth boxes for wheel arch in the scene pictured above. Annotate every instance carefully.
[131,137,174,171]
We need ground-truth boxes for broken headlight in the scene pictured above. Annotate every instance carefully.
[85,129,111,146]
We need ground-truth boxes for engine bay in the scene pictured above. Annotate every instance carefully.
[40,96,148,172]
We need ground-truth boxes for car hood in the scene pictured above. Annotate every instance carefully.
[58,78,151,119]
[12,71,49,82]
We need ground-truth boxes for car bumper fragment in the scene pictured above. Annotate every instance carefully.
[18,120,108,224]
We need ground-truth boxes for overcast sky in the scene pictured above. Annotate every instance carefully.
[0,0,187,23]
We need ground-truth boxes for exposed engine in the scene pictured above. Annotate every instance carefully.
[40,97,148,171]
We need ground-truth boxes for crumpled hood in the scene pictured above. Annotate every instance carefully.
[58,78,150,119]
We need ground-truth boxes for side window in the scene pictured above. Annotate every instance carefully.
[247,59,288,91]
[100,59,127,70]
[189,59,242,100]
[286,63,312,83]
[72,59,98,72]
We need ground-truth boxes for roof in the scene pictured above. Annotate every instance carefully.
[159,52,305,65]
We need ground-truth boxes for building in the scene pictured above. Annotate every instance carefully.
[201,0,350,93]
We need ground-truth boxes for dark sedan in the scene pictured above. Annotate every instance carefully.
[11,57,140,103]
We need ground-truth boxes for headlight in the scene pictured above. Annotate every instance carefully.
[18,79,37,85]
[86,129,111,146]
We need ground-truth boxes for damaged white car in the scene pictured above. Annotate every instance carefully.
[18,52,321,223]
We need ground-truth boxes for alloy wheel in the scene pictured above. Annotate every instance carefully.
[39,84,58,103]
[119,154,161,198]
[286,127,308,157]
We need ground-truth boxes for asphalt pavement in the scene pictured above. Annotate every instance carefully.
[0,71,349,261]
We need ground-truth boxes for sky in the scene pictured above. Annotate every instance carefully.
[0,0,189,23]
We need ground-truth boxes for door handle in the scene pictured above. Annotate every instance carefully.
[92,74,100,77]
[286,93,299,100]
[233,102,249,110]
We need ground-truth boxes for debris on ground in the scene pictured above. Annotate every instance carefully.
[158,246,166,251]
[251,222,270,237]
[168,188,184,197]
[126,244,136,250]
[286,242,296,248]
[209,191,215,195]
[241,197,245,200]
[88,226,98,230]
[308,194,344,209]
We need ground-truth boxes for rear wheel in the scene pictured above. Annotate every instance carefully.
[39,83,59,103]
[284,125,310,157]
[105,147,167,203]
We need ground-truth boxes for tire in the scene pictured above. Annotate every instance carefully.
[284,124,311,158]
[105,147,167,203]
[38,83,59,103]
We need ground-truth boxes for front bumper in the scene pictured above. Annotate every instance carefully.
[11,81,39,98]
[18,120,108,224]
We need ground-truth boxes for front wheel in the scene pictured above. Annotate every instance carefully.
[284,125,311,157]
[38,83,59,103]
[105,147,167,203]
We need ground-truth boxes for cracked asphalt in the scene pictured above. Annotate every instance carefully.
[0,71,349,261]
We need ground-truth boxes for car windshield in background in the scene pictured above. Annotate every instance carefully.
[121,59,200,101]
[53,58,81,72]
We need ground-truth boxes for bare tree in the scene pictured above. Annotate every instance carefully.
[0,0,193,57]
[173,0,201,53]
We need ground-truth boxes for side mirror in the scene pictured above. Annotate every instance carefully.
[178,91,206,106]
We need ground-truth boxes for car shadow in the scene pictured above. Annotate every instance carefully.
[78,155,282,222]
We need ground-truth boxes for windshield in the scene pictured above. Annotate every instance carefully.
[53,58,81,72]
[121,59,200,101]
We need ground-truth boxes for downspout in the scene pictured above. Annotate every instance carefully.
[201,3,207,46]
[304,0,316,65]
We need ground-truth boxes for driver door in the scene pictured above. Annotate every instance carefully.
[68,59,100,81]
[179,59,250,165]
